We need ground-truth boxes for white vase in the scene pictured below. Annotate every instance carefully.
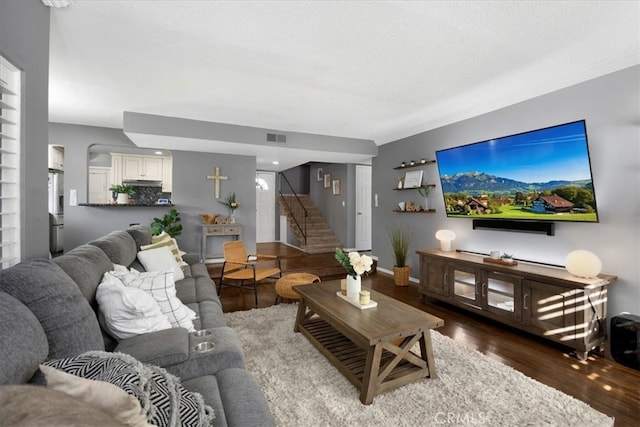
[230,213,236,223]
[346,274,361,300]
[116,193,129,204]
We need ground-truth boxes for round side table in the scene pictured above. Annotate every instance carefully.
[275,273,321,303]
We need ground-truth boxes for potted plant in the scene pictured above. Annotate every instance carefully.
[109,184,134,204]
[388,226,411,286]
[151,208,182,237]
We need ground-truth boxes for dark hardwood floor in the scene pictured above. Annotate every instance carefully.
[209,243,640,427]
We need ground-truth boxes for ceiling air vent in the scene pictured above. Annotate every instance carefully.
[266,133,287,144]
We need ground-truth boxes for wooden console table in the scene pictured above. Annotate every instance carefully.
[417,249,616,359]
[293,280,444,404]
[201,224,242,261]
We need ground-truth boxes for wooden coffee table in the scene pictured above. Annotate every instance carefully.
[293,280,444,404]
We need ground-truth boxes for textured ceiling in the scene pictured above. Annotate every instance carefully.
[47,1,639,168]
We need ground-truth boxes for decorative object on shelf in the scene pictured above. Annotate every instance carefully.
[109,184,134,205]
[417,186,431,211]
[565,250,602,278]
[219,192,239,222]
[420,158,427,164]
[483,256,518,266]
[332,179,341,195]
[200,213,219,224]
[324,173,331,189]
[490,251,501,259]
[151,208,182,237]
[388,225,411,286]
[206,166,228,199]
[335,248,373,299]
[435,229,456,252]
[397,177,403,189]
[400,161,406,168]
[409,160,416,166]
[403,170,423,188]
[500,253,514,262]
[398,202,406,211]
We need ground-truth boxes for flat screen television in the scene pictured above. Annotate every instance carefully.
[435,120,599,222]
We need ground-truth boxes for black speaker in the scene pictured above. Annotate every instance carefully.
[611,314,640,370]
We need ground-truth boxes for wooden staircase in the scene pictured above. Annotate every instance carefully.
[280,194,343,254]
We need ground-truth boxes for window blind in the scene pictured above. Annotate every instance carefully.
[0,56,21,269]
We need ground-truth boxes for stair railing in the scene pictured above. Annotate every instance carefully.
[279,172,308,245]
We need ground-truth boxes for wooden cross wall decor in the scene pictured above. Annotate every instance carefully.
[206,166,228,199]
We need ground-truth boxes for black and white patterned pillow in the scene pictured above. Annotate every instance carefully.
[43,351,214,427]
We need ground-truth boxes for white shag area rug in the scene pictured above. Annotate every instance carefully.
[224,304,613,427]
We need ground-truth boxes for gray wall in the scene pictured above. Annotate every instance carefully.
[0,1,50,260]
[309,163,354,248]
[49,123,258,256]
[372,65,640,318]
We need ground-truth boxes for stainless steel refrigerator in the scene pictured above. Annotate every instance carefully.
[48,171,64,253]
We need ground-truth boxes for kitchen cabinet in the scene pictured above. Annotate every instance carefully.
[417,248,615,359]
[110,153,172,192]
[48,145,64,171]
[122,155,163,180]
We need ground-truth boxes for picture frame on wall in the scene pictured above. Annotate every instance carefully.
[332,179,341,195]
[403,170,423,188]
[324,173,331,188]
[317,168,324,181]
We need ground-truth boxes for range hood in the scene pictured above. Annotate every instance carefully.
[122,179,163,187]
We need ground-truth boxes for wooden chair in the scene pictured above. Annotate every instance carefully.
[217,240,282,306]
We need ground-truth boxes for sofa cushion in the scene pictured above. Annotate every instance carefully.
[0,292,48,384]
[182,368,275,427]
[39,364,151,427]
[0,259,105,359]
[89,230,138,267]
[126,225,153,249]
[53,244,114,306]
[175,275,220,305]
[96,273,172,340]
[44,351,215,427]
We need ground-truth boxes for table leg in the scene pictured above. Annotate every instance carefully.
[360,343,383,405]
[420,330,437,379]
[294,297,307,333]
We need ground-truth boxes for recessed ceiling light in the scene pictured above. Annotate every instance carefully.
[155,151,163,155]
[272,161,280,165]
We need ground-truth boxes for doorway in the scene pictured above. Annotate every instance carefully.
[256,171,276,243]
[355,165,372,251]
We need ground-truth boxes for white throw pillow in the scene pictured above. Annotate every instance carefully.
[141,233,189,270]
[137,246,185,281]
[96,273,172,340]
[113,269,195,332]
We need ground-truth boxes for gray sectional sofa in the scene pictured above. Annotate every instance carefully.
[0,225,274,426]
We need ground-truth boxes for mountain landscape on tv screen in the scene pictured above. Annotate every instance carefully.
[440,172,593,195]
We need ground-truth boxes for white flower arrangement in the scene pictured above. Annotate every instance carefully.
[335,248,374,278]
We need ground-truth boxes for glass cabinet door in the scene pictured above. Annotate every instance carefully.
[482,271,521,320]
[451,264,481,308]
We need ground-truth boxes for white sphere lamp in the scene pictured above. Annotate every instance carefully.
[435,229,456,252]
[564,250,602,278]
